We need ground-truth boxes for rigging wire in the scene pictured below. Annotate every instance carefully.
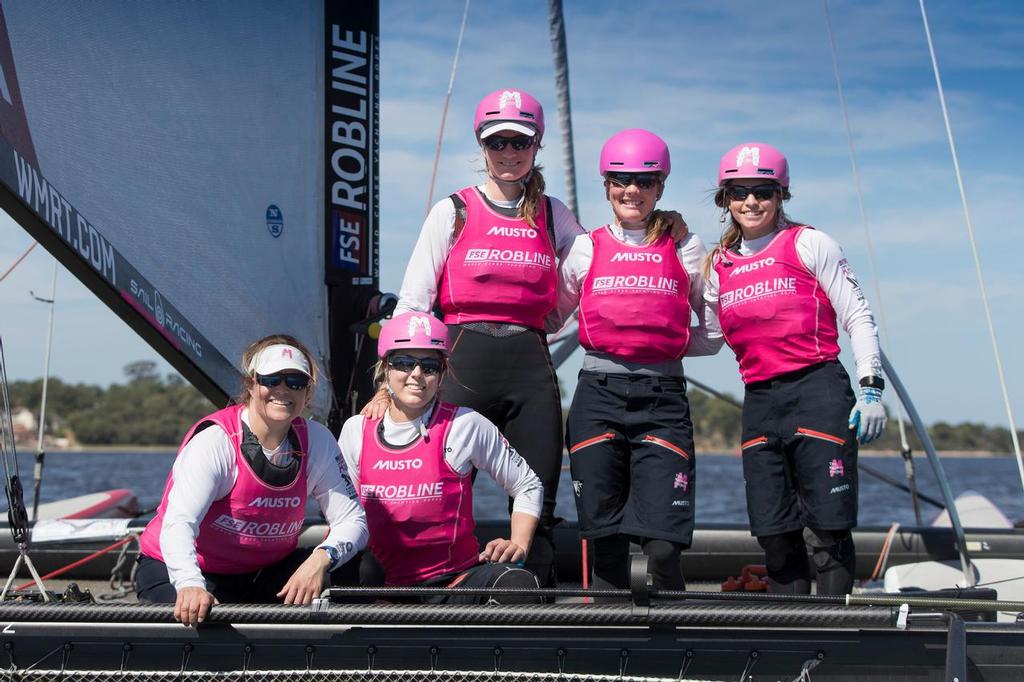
[0,241,38,283]
[30,260,58,522]
[821,0,921,524]
[917,0,1024,496]
[424,0,471,216]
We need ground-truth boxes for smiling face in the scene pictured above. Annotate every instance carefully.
[606,174,663,227]
[726,179,781,239]
[247,371,311,428]
[482,131,537,184]
[386,349,444,418]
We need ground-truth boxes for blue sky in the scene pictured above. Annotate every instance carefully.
[1,0,1021,431]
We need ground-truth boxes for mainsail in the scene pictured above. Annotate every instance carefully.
[0,1,381,419]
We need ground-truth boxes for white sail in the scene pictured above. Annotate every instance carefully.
[0,2,381,417]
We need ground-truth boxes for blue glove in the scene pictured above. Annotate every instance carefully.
[848,386,886,444]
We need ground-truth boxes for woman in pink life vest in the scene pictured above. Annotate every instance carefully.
[137,335,368,626]
[340,312,544,603]
[364,87,583,586]
[558,129,722,592]
[705,142,887,595]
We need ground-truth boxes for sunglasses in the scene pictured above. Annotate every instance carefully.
[256,373,311,391]
[725,183,779,202]
[388,354,445,376]
[482,135,535,152]
[605,172,662,190]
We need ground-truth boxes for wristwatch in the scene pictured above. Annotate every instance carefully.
[318,545,340,569]
[859,376,885,390]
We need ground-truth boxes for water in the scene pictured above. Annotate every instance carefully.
[4,450,1023,527]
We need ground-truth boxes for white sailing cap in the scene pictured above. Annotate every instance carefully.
[248,344,311,377]
[478,121,538,139]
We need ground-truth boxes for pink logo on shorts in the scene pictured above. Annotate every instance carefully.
[673,473,689,491]
[828,459,845,478]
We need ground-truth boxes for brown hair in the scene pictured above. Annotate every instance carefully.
[520,165,546,228]
[702,184,795,280]
[603,176,673,245]
[236,333,320,405]
[479,140,547,228]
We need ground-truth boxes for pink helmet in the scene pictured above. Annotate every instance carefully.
[377,312,449,358]
[474,88,544,140]
[717,142,789,188]
[599,129,671,177]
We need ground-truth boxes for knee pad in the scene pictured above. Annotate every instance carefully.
[758,530,806,574]
[641,539,685,591]
[641,539,684,577]
[805,528,854,573]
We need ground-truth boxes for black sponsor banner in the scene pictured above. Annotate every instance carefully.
[324,0,380,429]
[0,135,237,404]
[324,0,379,288]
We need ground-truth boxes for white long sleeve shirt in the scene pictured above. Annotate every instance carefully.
[339,405,543,518]
[704,227,882,380]
[395,188,584,315]
[556,226,724,357]
[158,410,368,591]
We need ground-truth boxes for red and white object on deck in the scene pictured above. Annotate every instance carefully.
[35,489,139,520]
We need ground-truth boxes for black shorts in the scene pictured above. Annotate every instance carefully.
[565,371,695,547]
[740,361,858,537]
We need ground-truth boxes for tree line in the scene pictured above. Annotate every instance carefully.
[7,362,1022,453]
[8,361,214,446]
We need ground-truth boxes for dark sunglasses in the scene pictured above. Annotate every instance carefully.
[725,183,779,202]
[482,135,535,152]
[388,354,445,376]
[255,372,311,391]
[605,172,661,190]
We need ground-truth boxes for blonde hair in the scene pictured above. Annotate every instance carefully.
[372,351,453,395]
[236,333,320,404]
[702,184,794,280]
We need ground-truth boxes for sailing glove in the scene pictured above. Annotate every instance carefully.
[848,386,886,444]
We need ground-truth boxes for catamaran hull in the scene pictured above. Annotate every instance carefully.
[4,519,1024,584]
[0,602,1022,680]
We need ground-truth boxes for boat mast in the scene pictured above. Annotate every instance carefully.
[547,0,579,220]
[917,0,1024,495]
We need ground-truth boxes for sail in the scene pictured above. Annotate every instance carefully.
[0,2,380,418]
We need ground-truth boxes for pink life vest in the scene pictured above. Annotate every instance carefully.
[358,402,478,585]
[714,226,840,383]
[578,226,691,363]
[139,405,309,574]
[437,187,557,330]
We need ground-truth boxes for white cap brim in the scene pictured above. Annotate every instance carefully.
[248,344,311,377]
[479,121,537,139]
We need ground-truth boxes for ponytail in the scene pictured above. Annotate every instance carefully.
[520,166,546,228]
